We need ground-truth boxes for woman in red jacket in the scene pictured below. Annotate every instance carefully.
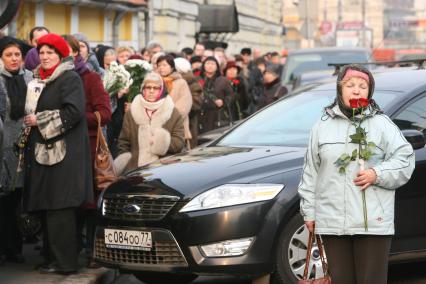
[62,35,112,268]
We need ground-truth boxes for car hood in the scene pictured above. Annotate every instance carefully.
[107,146,305,199]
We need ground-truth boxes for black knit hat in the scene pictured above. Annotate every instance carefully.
[0,36,32,57]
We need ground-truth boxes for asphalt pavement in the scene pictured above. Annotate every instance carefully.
[2,241,426,284]
[0,241,109,284]
[102,262,426,284]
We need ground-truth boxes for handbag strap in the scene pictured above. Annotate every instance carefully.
[302,225,330,280]
[316,234,330,277]
[94,111,102,152]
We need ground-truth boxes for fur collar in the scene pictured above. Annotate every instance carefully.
[130,95,174,127]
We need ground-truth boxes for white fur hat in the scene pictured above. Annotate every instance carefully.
[174,57,192,74]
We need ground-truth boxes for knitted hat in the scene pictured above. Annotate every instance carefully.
[0,36,32,57]
[37,33,70,58]
[174,57,192,74]
[224,61,241,74]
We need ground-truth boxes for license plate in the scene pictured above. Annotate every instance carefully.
[104,229,152,251]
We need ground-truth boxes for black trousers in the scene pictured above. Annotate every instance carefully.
[42,208,78,272]
[0,188,23,256]
[76,208,97,257]
[322,235,392,284]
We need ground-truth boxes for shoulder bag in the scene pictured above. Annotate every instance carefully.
[298,227,332,284]
[94,111,117,190]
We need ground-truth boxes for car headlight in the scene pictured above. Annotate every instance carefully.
[179,184,284,212]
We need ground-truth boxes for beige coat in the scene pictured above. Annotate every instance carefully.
[164,72,193,140]
[114,95,185,174]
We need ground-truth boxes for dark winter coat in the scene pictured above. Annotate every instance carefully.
[199,75,233,133]
[228,76,249,121]
[80,70,112,161]
[24,62,93,211]
[257,77,287,110]
[0,66,33,190]
[181,71,203,148]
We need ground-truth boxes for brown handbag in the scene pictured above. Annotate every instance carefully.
[298,227,332,284]
[93,112,117,191]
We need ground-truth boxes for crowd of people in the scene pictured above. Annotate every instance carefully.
[0,26,287,274]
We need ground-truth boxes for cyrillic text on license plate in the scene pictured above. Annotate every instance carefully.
[104,229,152,251]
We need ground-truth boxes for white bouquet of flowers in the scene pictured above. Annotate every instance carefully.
[124,59,153,102]
[103,61,133,96]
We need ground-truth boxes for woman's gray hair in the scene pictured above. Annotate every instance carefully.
[140,72,163,91]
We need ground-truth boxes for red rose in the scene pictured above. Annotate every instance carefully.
[359,98,369,107]
[349,98,369,109]
[232,79,240,85]
[198,79,205,88]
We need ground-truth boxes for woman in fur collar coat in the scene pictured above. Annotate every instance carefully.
[115,72,185,175]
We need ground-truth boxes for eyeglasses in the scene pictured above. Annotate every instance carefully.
[143,86,161,91]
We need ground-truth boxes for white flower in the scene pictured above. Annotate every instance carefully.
[102,61,132,94]
[124,59,153,71]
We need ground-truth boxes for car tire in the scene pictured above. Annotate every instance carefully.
[271,213,326,284]
[134,272,198,284]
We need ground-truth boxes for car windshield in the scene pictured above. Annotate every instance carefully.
[216,90,399,147]
[282,51,368,85]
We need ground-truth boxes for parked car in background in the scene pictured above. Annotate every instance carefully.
[281,47,371,91]
[94,68,426,284]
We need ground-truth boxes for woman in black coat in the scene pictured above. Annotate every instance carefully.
[199,56,233,133]
[23,34,93,274]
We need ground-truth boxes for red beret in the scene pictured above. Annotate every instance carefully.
[37,33,70,58]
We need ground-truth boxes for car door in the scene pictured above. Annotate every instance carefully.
[391,94,426,253]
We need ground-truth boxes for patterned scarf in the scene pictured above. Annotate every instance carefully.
[162,75,175,94]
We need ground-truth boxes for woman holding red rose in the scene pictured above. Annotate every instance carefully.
[298,64,415,284]
[224,61,249,121]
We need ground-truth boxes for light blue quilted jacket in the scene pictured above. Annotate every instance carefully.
[298,105,415,235]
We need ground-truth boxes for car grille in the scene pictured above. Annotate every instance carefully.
[94,228,187,267]
[103,194,179,221]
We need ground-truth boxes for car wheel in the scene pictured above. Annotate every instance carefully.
[271,213,326,284]
[134,272,198,284]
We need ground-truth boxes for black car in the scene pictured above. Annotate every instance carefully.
[94,68,426,283]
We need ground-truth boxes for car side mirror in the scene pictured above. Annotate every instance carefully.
[402,129,425,150]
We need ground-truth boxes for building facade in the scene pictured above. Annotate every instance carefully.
[9,0,147,49]
[147,0,284,54]
[283,0,384,50]
[6,0,283,55]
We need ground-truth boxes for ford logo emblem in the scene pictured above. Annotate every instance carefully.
[123,204,141,214]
